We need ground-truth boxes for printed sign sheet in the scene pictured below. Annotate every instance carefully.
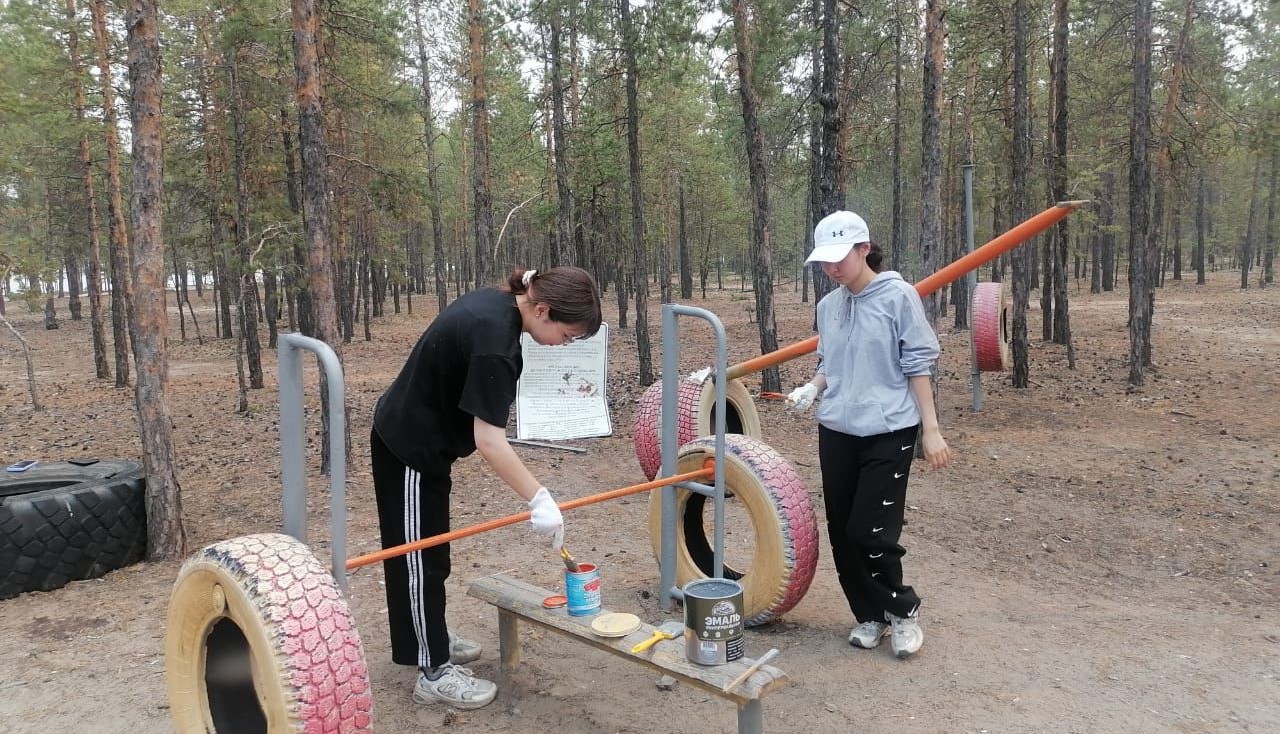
[515,323,612,441]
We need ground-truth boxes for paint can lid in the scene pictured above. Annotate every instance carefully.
[590,612,641,638]
[541,595,568,609]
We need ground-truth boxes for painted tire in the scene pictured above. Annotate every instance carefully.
[0,460,146,600]
[632,374,762,481]
[972,282,1011,372]
[647,435,818,626]
[166,533,372,733]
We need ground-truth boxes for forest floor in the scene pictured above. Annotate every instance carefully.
[0,268,1277,734]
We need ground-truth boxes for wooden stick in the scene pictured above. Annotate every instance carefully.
[510,438,588,453]
[722,648,780,694]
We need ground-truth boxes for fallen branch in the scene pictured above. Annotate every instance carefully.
[0,315,41,411]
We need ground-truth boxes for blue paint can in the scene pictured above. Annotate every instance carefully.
[564,562,602,616]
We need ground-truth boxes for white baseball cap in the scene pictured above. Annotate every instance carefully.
[806,210,871,263]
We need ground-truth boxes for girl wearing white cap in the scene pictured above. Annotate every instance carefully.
[372,266,602,707]
[788,210,953,658]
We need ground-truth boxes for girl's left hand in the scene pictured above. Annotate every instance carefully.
[920,429,952,470]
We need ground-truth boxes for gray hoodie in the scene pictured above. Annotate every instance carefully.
[815,271,939,437]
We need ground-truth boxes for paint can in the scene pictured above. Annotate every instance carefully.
[682,578,745,666]
[564,563,602,616]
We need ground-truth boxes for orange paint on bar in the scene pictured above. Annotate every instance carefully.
[726,201,1085,381]
[345,464,716,571]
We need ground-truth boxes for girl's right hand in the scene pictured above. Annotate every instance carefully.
[528,487,565,549]
[920,428,952,470]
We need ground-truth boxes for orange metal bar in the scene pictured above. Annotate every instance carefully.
[344,464,716,571]
[725,201,1086,381]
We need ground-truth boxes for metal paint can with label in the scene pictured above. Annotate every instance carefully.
[682,578,745,665]
[565,563,602,616]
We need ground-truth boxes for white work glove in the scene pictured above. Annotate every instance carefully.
[786,382,820,411]
[527,487,565,550]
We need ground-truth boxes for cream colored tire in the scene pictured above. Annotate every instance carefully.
[648,435,818,626]
[632,374,762,480]
[165,533,372,733]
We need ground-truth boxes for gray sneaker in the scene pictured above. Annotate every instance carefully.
[413,663,497,709]
[448,628,482,664]
[886,612,923,658]
[848,621,889,649]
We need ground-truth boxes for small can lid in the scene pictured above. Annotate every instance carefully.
[541,594,568,609]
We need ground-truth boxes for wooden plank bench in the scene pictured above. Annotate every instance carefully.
[468,574,788,734]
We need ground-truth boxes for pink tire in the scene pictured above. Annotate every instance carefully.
[972,282,1011,372]
[165,533,372,733]
[632,374,762,480]
[648,435,818,626]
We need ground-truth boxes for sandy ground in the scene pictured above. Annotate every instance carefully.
[0,269,1276,734]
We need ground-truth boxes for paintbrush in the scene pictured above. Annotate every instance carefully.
[559,545,581,573]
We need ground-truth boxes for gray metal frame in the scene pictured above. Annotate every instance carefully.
[658,304,729,610]
[277,332,349,591]
[963,163,983,412]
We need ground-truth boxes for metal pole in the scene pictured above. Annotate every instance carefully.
[278,336,306,541]
[658,304,731,610]
[659,306,679,611]
[277,332,349,591]
[963,164,982,412]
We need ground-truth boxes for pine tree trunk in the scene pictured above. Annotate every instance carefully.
[1101,162,1116,291]
[1263,142,1277,286]
[468,0,495,288]
[732,0,781,393]
[278,92,313,336]
[1240,153,1265,289]
[229,52,263,390]
[1010,0,1033,388]
[919,0,945,325]
[412,3,453,312]
[1199,177,1212,279]
[263,269,279,347]
[620,0,653,386]
[90,0,132,389]
[1128,0,1155,384]
[805,0,825,308]
[1172,206,1183,281]
[1049,0,1074,364]
[126,0,185,559]
[550,13,575,268]
[1150,0,1195,290]
[678,180,693,299]
[891,0,903,275]
[292,0,346,474]
[65,0,110,379]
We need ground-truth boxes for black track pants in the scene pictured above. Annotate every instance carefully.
[818,423,922,622]
[370,428,453,669]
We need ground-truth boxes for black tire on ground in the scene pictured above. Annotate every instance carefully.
[0,460,147,600]
[166,533,373,733]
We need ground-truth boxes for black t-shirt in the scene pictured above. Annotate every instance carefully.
[374,288,523,467]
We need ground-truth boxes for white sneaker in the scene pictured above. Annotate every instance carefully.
[887,612,923,658]
[448,628,482,664]
[413,663,497,709]
[848,621,889,649]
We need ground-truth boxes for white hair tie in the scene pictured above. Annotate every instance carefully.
[521,269,537,287]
